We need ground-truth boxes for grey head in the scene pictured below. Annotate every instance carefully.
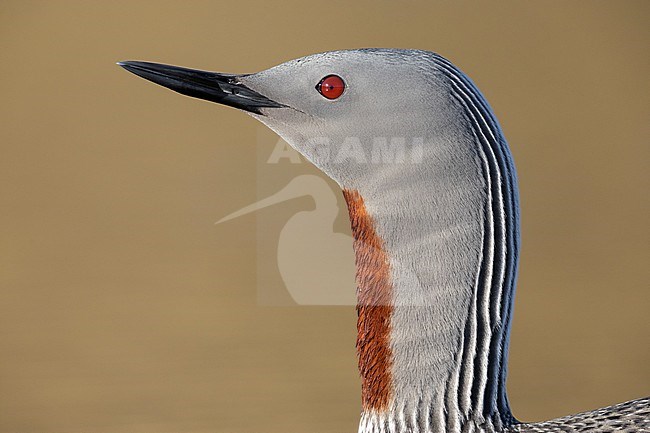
[119,49,481,191]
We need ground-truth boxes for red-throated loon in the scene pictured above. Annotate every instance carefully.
[118,49,649,433]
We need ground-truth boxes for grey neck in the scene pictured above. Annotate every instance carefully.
[349,57,521,433]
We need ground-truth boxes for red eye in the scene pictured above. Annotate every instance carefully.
[316,75,345,100]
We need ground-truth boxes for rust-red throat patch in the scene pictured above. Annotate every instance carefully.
[342,189,393,412]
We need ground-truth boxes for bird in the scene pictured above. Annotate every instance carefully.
[216,174,356,305]
[118,49,649,433]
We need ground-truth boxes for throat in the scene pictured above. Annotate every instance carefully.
[343,189,394,412]
[342,148,519,433]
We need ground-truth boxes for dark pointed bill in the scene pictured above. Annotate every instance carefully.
[117,61,286,114]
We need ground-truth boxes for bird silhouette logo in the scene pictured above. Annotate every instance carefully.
[217,173,356,305]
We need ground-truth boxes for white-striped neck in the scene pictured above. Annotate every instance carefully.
[342,56,520,433]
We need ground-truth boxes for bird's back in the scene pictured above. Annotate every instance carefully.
[507,397,649,433]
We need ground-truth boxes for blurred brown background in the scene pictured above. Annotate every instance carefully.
[1,2,648,432]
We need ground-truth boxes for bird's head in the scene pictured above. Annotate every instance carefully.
[119,49,469,189]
